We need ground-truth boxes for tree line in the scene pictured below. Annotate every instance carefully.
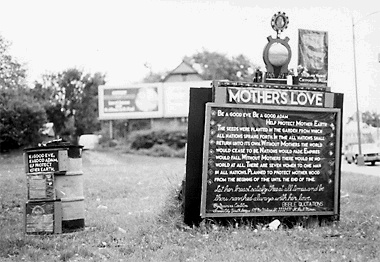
[0,35,105,151]
[1,34,378,151]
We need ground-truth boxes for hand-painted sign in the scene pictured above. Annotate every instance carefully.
[26,151,60,173]
[201,103,340,217]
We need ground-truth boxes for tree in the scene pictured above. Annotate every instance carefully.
[346,111,380,128]
[0,35,27,89]
[75,72,105,136]
[142,71,167,83]
[184,49,259,81]
[0,88,47,151]
[0,35,47,151]
[33,69,105,142]
[362,111,380,127]
[141,50,259,82]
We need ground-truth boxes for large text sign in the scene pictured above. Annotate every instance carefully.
[201,103,341,217]
[227,87,325,107]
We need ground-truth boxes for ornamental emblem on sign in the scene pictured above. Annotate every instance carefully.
[263,12,292,79]
[271,11,289,37]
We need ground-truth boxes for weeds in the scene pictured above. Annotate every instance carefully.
[1,151,379,261]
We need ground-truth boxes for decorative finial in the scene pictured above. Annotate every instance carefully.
[271,11,289,38]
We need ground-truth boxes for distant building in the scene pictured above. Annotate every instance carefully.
[162,60,204,82]
[98,61,210,136]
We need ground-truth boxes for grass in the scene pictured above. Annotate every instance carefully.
[0,149,380,261]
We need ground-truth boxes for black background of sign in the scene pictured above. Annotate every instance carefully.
[204,106,338,215]
[183,88,343,226]
[27,151,59,173]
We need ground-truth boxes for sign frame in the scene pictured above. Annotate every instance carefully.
[200,102,341,218]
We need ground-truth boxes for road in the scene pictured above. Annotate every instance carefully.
[340,156,380,177]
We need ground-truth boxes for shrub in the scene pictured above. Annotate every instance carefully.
[0,89,47,151]
[136,144,179,157]
[129,126,187,150]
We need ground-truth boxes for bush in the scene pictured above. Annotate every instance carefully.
[135,144,186,158]
[0,89,47,151]
[129,126,187,150]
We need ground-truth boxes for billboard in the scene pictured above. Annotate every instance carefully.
[98,81,211,120]
[98,84,164,120]
[163,81,211,118]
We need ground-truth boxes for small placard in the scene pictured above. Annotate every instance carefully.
[27,173,55,200]
[25,201,55,234]
[25,150,66,173]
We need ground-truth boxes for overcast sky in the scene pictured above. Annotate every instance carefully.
[1,0,379,119]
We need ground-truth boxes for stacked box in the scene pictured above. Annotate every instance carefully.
[24,144,84,234]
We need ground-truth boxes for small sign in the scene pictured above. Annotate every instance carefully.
[27,173,55,200]
[26,151,59,173]
[25,201,62,234]
[25,150,68,173]
[25,201,54,234]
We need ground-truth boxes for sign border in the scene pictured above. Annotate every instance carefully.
[200,102,341,218]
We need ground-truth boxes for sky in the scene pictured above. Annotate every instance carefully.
[0,0,380,120]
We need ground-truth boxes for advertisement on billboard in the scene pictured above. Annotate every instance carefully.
[163,81,211,118]
[98,84,164,120]
[98,81,211,120]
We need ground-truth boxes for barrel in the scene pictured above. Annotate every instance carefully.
[24,141,85,234]
[58,145,85,233]
[61,197,85,232]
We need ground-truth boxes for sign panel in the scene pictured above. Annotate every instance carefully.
[201,103,340,217]
[98,84,164,120]
[163,81,211,117]
[27,173,55,200]
[26,151,60,173]
[298,29,328,86]
[99,81,211,120]
[25,201,54,233]
[227,87,325,107]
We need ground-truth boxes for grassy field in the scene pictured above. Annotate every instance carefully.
[0,149,379,262]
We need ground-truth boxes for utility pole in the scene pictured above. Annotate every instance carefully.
[351,11,380,165]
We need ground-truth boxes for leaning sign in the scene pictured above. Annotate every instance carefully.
[200,81,341,218]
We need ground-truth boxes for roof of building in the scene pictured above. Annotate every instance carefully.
[162,60,203,82]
